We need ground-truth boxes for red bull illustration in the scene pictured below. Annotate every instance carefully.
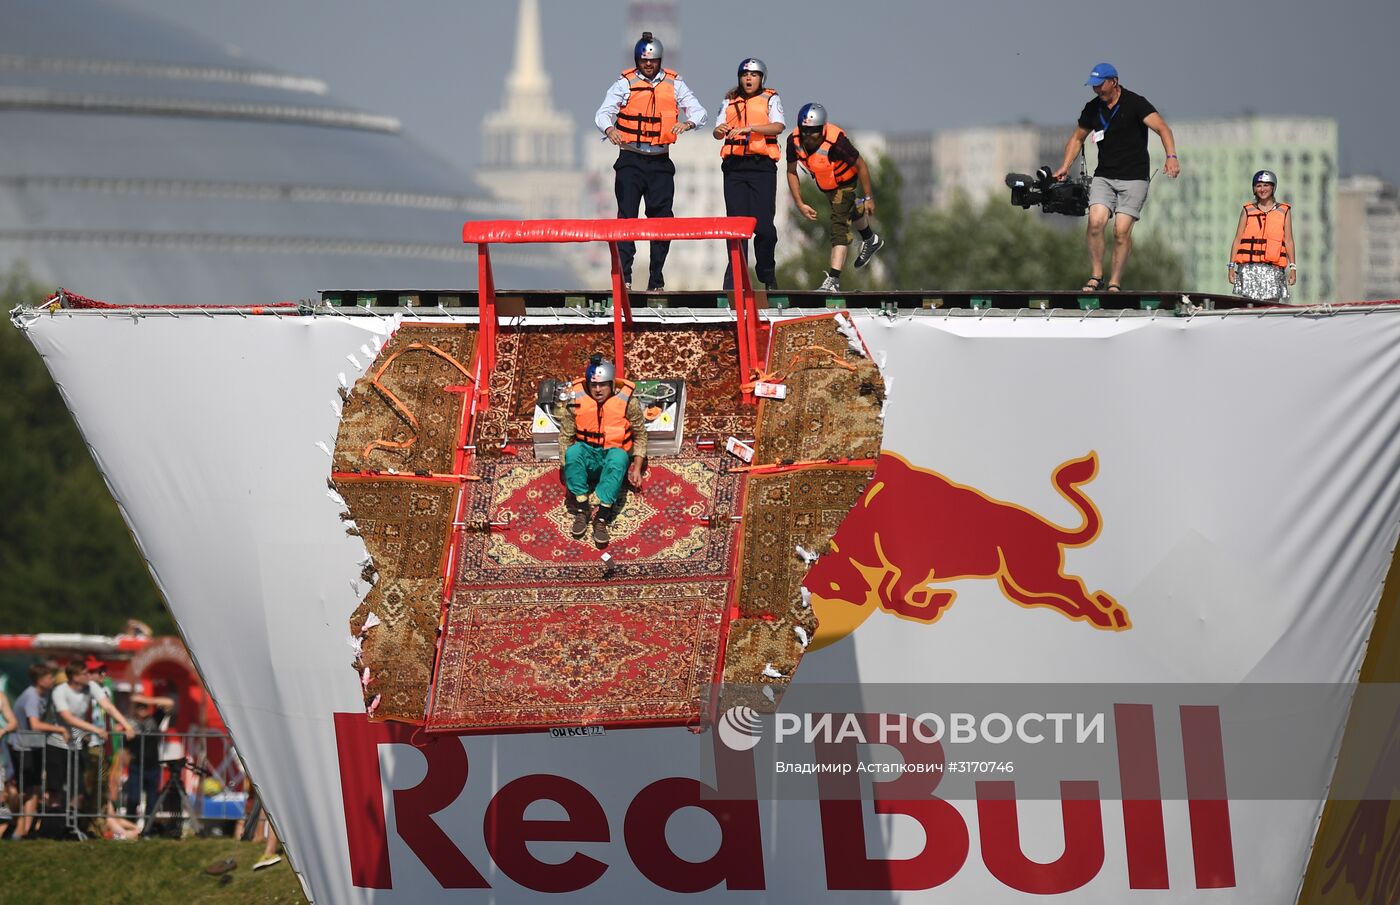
[807,451,1129,647]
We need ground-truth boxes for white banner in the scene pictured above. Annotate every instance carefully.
[17,307,1400,904]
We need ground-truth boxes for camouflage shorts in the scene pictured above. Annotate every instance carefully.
[825,182,864,246]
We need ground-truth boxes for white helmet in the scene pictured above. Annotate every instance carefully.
[634,32,663,63]
[585,355,616,384]
[738,58,767,86]
[1252,169,1278,186]
[797,102,827,132]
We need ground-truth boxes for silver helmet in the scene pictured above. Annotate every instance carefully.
[634,32,663,63]
[797,102,827,132]
[1252,169,1278,186]
[585,356,616,384]
[738,58,767,85]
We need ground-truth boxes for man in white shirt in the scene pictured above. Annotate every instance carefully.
[45,660,106,818]
[594,32,706,291]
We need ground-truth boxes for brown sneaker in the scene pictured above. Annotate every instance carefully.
[592,510,613,547]
[570,503,590,539]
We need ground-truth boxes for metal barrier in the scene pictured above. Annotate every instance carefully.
[4,728,246,840]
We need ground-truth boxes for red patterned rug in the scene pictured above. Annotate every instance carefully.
[471,325,754,445]
[422,322,770,733]
[626,327,753,439]
[457,452,742,585]
[427,580,728,731]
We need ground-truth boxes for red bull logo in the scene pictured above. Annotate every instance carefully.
[807,451,1129,647]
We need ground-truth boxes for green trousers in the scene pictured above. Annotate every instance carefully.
[563,444,631,506]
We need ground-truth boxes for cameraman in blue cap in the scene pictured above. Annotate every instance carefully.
[1053,63,1179,293]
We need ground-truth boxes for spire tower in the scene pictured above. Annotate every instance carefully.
[479,0,580,221]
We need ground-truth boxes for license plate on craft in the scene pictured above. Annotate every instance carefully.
[550,726,605,739]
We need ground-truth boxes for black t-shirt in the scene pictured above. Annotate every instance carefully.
[1077,87,1157,181]
[134,705,172,764]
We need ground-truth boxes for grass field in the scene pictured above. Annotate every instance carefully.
[0,838,310,905]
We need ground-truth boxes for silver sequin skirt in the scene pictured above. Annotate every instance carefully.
[1233,263,1290,303]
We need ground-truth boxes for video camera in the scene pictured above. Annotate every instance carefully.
[1005,166,1090,217]
[160,756,213,777]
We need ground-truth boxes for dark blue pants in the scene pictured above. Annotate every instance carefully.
[721,159,778,289]
[125,760,162,817]
[614,151,675,287]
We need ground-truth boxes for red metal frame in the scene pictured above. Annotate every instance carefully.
[607,243,633,378]
[474,244,497,416]
[426,218,766,735]
[463,217,761,403]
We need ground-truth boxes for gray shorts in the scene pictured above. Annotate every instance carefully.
[1089,177,1149,220]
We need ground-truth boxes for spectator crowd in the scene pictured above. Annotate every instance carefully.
[0,657,278,866]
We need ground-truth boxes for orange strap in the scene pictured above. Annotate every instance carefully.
[729,456,878,475]
[362,343,474,459]
[741,344,858,393]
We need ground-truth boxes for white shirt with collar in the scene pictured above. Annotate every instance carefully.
[594,69,708,140]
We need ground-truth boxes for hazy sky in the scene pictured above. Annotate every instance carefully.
[114,0,1398,183]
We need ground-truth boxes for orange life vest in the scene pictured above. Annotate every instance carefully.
[1233,202,1291,266]
[793,123,858,191]
[720,89,781,161]
[616,68,679,147]
[569,378,637,452]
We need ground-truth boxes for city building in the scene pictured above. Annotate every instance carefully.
[886,125,1065,213]
[0,0,567,307]
[882,132,939,211]
[1145,116,1337,304]
[884,116,1339,302]
[476,0,582,223]
[1337,175,1400,301]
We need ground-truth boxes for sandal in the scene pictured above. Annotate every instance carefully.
[1106,283,1122,292]
[1081,276,1104,292]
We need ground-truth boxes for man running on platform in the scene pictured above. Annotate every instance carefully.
[786,102,882,292]
[558,355,647,548]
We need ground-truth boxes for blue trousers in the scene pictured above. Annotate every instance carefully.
[564,444,631,507]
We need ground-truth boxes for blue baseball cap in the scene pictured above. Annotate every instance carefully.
[1085,63,1118,86]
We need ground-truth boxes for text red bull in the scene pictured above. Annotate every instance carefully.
[334,707,1234,892]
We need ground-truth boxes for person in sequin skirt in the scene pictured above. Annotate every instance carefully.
[1229,170,1296,304]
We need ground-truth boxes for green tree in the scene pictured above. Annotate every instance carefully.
[780,174,1184,293]
[895,192,1184,291]
[776,154,904,292]
[0,265,172,634]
